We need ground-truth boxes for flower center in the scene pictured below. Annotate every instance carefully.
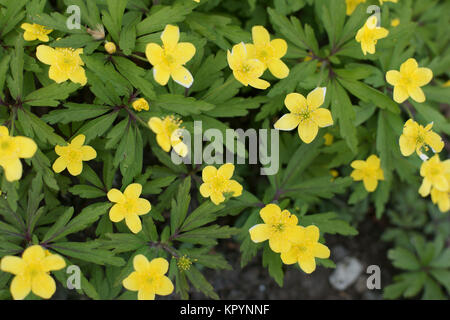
[67,149,82,163]
[299,110,311,121]
[241,64,252,73]
[272,223,285,232]
[123,199,137,214]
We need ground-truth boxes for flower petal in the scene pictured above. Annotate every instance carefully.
[299,256,316,274]
[413,68,433,87]
[67,160,83,176]
[311,108,333,127]
[1,256,26,275]
[400,58,418,74]
[138,288,155,300]
[393,85,409,103]
[125,214,142,233]
[399,135,416,156]
[363,176,378,192]
[153,64,171,86]
[173,42,196,65]
[49,65,69,83]
[270,39,287,58]
[307,87,326,110]
[148,257,169,275]
[31,273,56,299]
[145,43,164,66]
[36,45,56,65]
[14,137,37,159]
[71,134,86,147]
[274,113,301,131]
[42,254,66,272]
[133,255,149,272]
[10,275,31,300]
[304,225,320,242]
[81,146,96,161]
[284,93,307,113]
[267,59,289,79]
[171,66,194,88]
[217,163,234,180]
[136,198,151,215]
[2,158,23,182]
[386,70,401,85]
[122,272,140,291]
[124,183,142,199]
[109,204,125,222]
[252,26,270,45]
[107,189,124,203]
[148,117,163,134]
[247,77,270,90]
[408,86,426,103]
[280,248,299,265]
[313,243,330,259]
[249,224,270,243]
[269,234,291,253]
[161,24,179,51]
[155,276,174,296]
[298,119,319,144]
[202,166,217,182]
[69,66,87,86]
[260,203,281,224]
[52,157,67,173]
[22,245,45,263]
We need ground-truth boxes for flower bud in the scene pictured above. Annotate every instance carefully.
[104,41,116,54]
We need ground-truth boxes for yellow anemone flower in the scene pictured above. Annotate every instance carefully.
[145,24,196,88]
[430,181,449,213]
[250,26,289,79]
[0,245,65,300]
[323,133,334,146]
[148,116,188,157]
[107,183,151,234]
[386,58,433,103]
[399,119,444,159]
[227,42,270,90]
[345,0,366,15]
[52,134,97,176]
[280,225,330,274]
[104,41,117,54]
[249,204,303,253]
[132,98,149,112]
[355,16,389,55]
[199,163,243,205]
[36,45,87,85]
[20,23,53,42]
[0,126,37,182]
[274,88,333,144]
[350,155,385,192]
[123,255,174,300]
[391,18,400,27]
[419,155,450,197]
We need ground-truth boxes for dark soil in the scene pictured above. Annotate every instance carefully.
[190,218,394,300]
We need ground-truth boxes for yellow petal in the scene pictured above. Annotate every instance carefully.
[408,86,425,103]
[10,275,31,300]
[109,204,125,222]
[23,31,37,41]
[284,225,304,243]
[174,42,196,65]
[366,155,380,168]
[298,119,319,143]
[3,158,23,182]
[133,254,149,272]
[299,256,316,274]
[0,125,9,136]
[23,245,45,263]
[419,178,431,197]
[138,288,155,300]
[413,68,433,87]
[252,26,270,45]
[202,166,217,182]
[363,176,378,192]
[42,254,66,272]
[227,180,243,197]
[434,175,449,192]
[248,77,270,90]
[148,257,169,275]
[171,66,194,88]
[31,273,56,299]
[124,183,142,199]
[148,117,163,134]
[217,163,234,180]
[386,70,400,85]
[145,43,164,66]
[172,141,188,157]
[267,59,289,79]
[260,203,281,224]
[71,134,86,147]
[161,24,179,51]
[270,39,288,58]
[307,87,326,110]
[52,157,66,173]
[14,137,37,159]
[122,272,140,291]
[311,108,333,127]
[107,189,124,203]
[136,199,151,215]
[199,183,212,197]
[49,65,69,83]
[269,234,291,253]
[81,146,96,161]
[21,23,33,31]
[284,93,307,113]
[36,45,56,65]
[304,225,320,242]
[1,256,26,275]
[153,64,171,86]
[69,66,87,86]
[274,113,301,131]
[393,85,409,103]
[155,276,174,296]
[280,248,299,265]
[156,133,171,152]
[313,243,330,259]
[249,224,270,243]
[351,169,364,181]
[424,131,444,153]
[210,191,225,205]
[67,160,83,176]
[400,58,418,74]
[399,135,416,156]
[126,214,142,233]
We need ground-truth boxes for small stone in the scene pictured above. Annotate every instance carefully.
[329,257,363,291]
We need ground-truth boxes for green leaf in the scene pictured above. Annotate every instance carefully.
[24,82,80,107]
[262,244,284,287]
[42,103,110,124]
[388,247,421,271]
[51,241,125,266]
[300,212,358,236]
[185,266,219,300]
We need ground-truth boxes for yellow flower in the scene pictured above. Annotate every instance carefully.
[250,26,289,79]
[399,119,444,159]
[148,116,188,157]
[280,225,330,274]
[145,24,196,88]
[107,183,151,234]
[323,133,334,146]
[391,18,400,27]
[386,58,433,103]
[21,23,52,42]
[199,163,243,205]
[227,42,270,90]
[274,88,333,144]
[104,41,116,54]
[0,245,65,300]
[52,134,97,176]
[345,0,366,15]
[419,155,450,197]
[132,98,149,112]
[123,255,174,300]
[350,155,385,192]
[249,204,303,253]
[330,169,339,181]
[36,45,87,85]
[0,126,37,182]
[443,80,450,88]
[355,16,389,55]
